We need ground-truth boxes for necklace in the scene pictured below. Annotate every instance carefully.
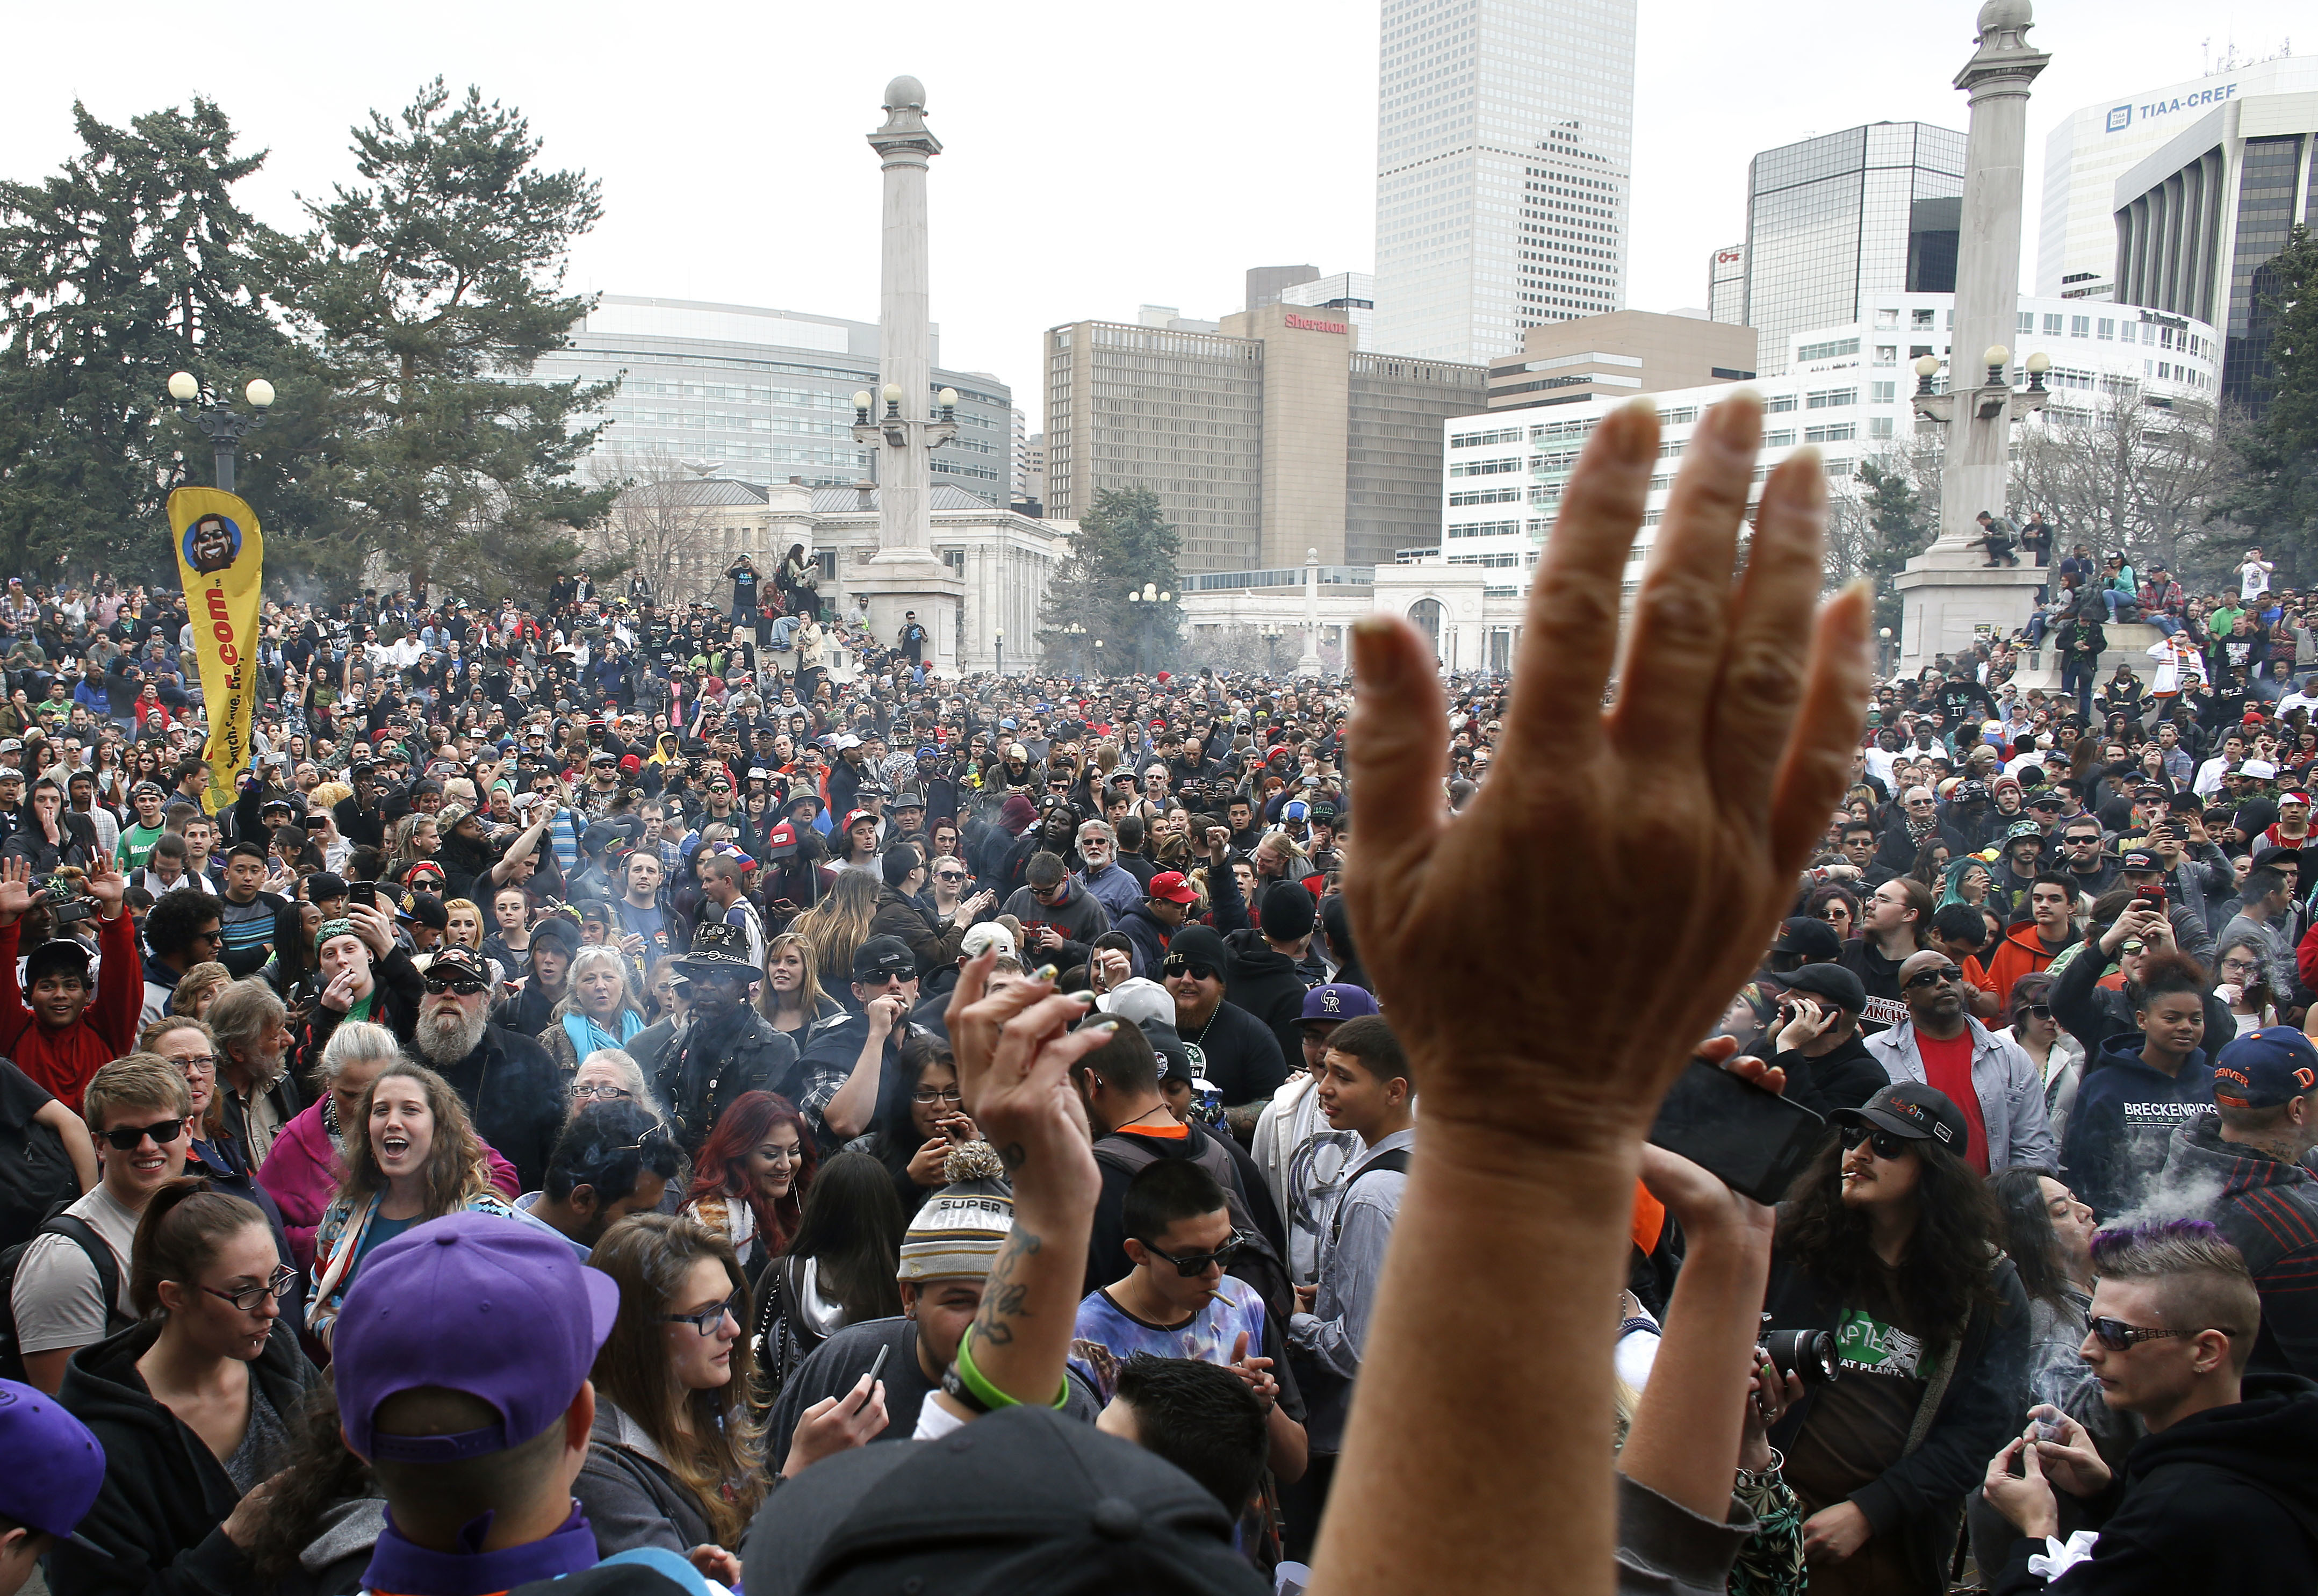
[1182,1009,1218,1047]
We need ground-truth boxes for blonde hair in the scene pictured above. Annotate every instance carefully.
[82,1053,192,1135]
[790,871,879,988]
[309,780,352,810]
[441,897,487,950]
[757,930,830,1022]
[170,962,232,1019]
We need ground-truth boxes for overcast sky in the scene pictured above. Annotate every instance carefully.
[4,1,2302,432]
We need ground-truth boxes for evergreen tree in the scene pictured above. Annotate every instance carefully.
[2225,224,2318,565]
[1035,486,1184,673]
[0,99,304,582]
[280,79,615,602]
[1856,459,1931,638]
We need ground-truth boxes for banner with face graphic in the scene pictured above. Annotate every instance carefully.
[166,486,265,814]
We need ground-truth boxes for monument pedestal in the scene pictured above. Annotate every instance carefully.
[1893,545,2045,675]
[850,550,964,678]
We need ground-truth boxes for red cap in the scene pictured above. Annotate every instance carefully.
[843,809,876,831]
[618,754,641,774]
[1147,871,1198,905]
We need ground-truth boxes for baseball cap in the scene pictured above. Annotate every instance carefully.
[1139,870,1197,908]
[843,808,876,832]
[1096,976,1174,1029]
[1300,983,1380,1025]
[1770,916,1842,960]
[1832,1081,1969,1155]
[959,921,1017,963]
[398,894,450,930]
[739,1404,1262,1596]
[1781,962,1867,1013]
[2117,849,2163,874]
[0,1379,105,1541]
[852,934,915,982]
[2242,759,2279,779]
[335,1211,618,1463]
[2027,791,2065,810]
[2003,819,2044,843]
[2212,1028,2318,1110]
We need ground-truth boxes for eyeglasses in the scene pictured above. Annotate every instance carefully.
[1903,966,1961,990]
[168,1052,218,1077]
[2088,1317,2241,1352]
[422,973,487,996]
[201,1264,297,1315]
[572,1082,633,1102]
[1840,1124,1913,1161]
[1139,1233,1248,1277]
[1163,960,1219,982]
[2219,958,2263,977]
[102,1117,188,1151]
[662,1292,740,1336]
[911,1084,964,1105]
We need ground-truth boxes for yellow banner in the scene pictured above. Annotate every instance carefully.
[166,487,264,815]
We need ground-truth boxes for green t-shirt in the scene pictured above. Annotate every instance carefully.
[118,821,166,871]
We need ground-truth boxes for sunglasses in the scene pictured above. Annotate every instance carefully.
[202,1263,298,1315]
[1840,1124,1913,1161]
[423,973,488,996]
[2088,1317,2240,1352]
[102,1117,188,1151]
[661,1291,741,1336]
[1163,960,1219,982]
[1903,967,1961,989]
[1140,1233,1248,1277]
[934,870,967,883]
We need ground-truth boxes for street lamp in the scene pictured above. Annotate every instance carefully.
[994,626,1004,679]
[1878,626,1893,678]
[166,371,275,494]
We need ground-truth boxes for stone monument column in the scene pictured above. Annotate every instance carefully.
[1892,1,2050,675]
[851,75,964,674]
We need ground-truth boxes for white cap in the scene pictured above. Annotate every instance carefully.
[1097,976,1175,1029]
[960,922,1017,962]
[2243,759,2279,779]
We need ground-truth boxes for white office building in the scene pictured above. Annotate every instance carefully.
[1436,293,2218,597]
[2038,54,2318,303]
[1370,0,1637,366]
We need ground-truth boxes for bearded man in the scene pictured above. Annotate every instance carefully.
[404,943,564,1191]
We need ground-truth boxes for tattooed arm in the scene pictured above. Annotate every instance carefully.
[934,950,1112,1417]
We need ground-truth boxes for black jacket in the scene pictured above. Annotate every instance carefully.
[1766,1245,2032,1594]
[421,1023,567,1192]
[2167,1112,2318,1381]
[1772,1031,1891,1118]
[51,1319,316,1596]
[1117,903,1176,980]
[656,1012,804,1154]
[1219,932,1319,1072]
[1994,1373,2318,1593]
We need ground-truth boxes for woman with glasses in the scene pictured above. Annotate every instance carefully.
[573,1215,764,1580]
[848,1033,978,1216]
[1801,882,1862,941]
[568,1047,668,1127]
[747,1149,908,1413]
[680,1090,816,1279]
[757,931,843,1043]
[1762,1082,2025,1596]
[1990,970,2082,1142]
[50,1177,316,1596]
[306,1056,517,1349]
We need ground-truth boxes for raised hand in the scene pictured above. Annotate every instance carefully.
[0,857,34,925]
[81,853,125,915]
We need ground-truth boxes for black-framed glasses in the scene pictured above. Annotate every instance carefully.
[1140,1232,1248,1277]
[662,1292,740,1336]
[911,1085,963,1105]
[1840,1124,1912,1161]
[201,1264,297,1314]
[572,1082,634,1102]
[1163,960,1219,982]
[169,1052,218,1076]
[2089,1317,2239,1352]
[1903,966,1961,990]
[423,973,487,996]
[2019,1003,2053,1020]
[102,1118,187,1151]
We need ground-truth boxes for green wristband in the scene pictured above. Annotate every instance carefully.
[954,1327,1069,1411]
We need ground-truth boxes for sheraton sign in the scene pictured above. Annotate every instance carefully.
[1283,313,1348,334]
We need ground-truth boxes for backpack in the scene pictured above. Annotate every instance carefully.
[1327,1147,1412,1248]
[1094,1131,1297,1335]
[0,1209,127,1383]
[0,1105,80,1256]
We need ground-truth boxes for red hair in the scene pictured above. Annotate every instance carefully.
[686,1091,816,1256]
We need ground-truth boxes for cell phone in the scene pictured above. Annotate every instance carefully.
[1647,1057,1829,1206]
[863,1342,891,1394]
[349,881,378,910]
[2134,883,2168,909]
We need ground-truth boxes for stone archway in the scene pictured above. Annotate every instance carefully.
[1406,598,1444,656]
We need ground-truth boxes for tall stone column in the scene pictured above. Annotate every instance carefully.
[850,75,964,673]
[1892,2,2050,675]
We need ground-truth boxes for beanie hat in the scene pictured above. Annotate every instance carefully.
[530,914,581,955]
[999,793,1038,833]
[897,1146,1014,1282]
[1259,882,1317,942]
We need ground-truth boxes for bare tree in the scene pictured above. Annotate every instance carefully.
[584,446,736,606]
[2009,382,2240,576]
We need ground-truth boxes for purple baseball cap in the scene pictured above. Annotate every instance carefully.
[0,1378,105,1540]
[1300,983,1380,1025]
[334,1212,618,1464]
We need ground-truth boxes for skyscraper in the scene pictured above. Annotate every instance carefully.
[1370,0,1637,366]
[1727,123,1967,375]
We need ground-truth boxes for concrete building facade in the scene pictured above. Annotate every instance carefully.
[2108,83,2318,410]
[1370,0,1637,365]
[1483,309,1758,410]
[1720,123,1968,376]
[532,295,1011,504]
[1042,306,1482,574]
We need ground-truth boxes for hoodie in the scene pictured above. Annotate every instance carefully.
[50,1319,318,1596]
[2166,1111,2318,1380]
[1993,1373,2318,1594]
[2059,1034,2215,1219]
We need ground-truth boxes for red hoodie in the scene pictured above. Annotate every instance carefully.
[0,908,142,1111]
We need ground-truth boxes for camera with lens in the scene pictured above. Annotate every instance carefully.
[1759,1327,1839,1387]
[42,875,96,927]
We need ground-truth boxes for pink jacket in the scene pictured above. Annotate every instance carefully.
[257,1098,521,1269]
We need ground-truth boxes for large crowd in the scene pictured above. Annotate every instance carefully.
[0,412,2313,1596]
